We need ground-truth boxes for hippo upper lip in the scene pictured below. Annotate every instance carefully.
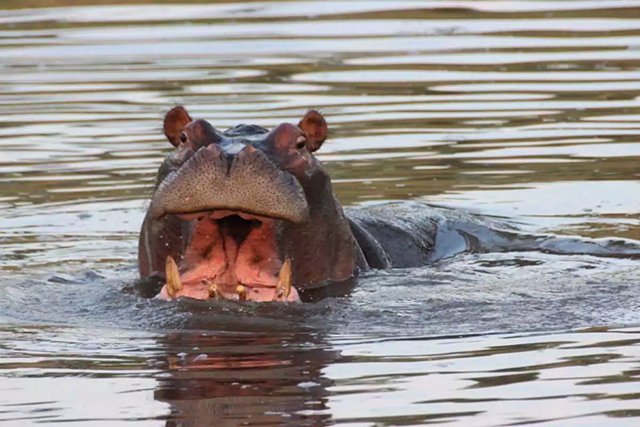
[149,144,310,223]
[175,209,273,222]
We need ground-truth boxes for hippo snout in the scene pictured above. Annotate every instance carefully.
[149,143,309,223]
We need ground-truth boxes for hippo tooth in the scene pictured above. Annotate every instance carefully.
[236,285,247,301]
[273,259,292,301]
[208,283,219,299]
[165,255,183,298]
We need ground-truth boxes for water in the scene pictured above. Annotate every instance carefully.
[1,0,640,425]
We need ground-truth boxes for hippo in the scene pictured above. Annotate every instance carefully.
[138,106,470,302]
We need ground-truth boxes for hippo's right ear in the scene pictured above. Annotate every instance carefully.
[298,110,328,152]
[163,106,193,147]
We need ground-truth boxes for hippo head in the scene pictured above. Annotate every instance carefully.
[138,106,356,302]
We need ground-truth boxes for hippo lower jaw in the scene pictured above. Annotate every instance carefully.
[157,209,300,303]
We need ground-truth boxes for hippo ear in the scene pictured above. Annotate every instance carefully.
[163,106,193,147]
[298,110,327,152]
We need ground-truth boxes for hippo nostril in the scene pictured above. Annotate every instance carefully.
[233,144,257,161]
[206,143,221,153]
[222,141,251,157]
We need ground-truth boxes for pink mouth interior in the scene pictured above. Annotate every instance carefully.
[159,210,299,302]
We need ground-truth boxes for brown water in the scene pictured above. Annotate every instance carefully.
[1,1,640,425]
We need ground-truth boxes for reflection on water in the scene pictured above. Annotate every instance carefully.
[2,326,640,425]
[1,0,640,425]
[154,331,335,426]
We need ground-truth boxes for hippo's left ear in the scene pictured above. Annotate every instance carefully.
[163,106,193,147]
[298,110,327,152]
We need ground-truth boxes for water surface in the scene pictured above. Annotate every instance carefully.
[1,0,640,425]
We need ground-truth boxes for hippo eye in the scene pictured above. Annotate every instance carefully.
[296,135,307,149]
[179,132,187,144]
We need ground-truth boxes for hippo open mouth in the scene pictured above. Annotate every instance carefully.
[149,143,309,302]
[160,210,298,303]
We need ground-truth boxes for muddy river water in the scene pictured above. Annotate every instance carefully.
[1,1,640,425]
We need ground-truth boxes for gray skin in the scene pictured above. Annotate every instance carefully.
[138,106,444,299]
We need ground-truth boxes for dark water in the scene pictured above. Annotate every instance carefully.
[1,1,640,425]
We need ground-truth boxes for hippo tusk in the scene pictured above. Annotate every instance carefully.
[273,259,292,301]
[165,255,183,298]
[208,283,219,299]
[236,285,247,301]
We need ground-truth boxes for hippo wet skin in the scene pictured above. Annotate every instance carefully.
[139,106,441,302]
